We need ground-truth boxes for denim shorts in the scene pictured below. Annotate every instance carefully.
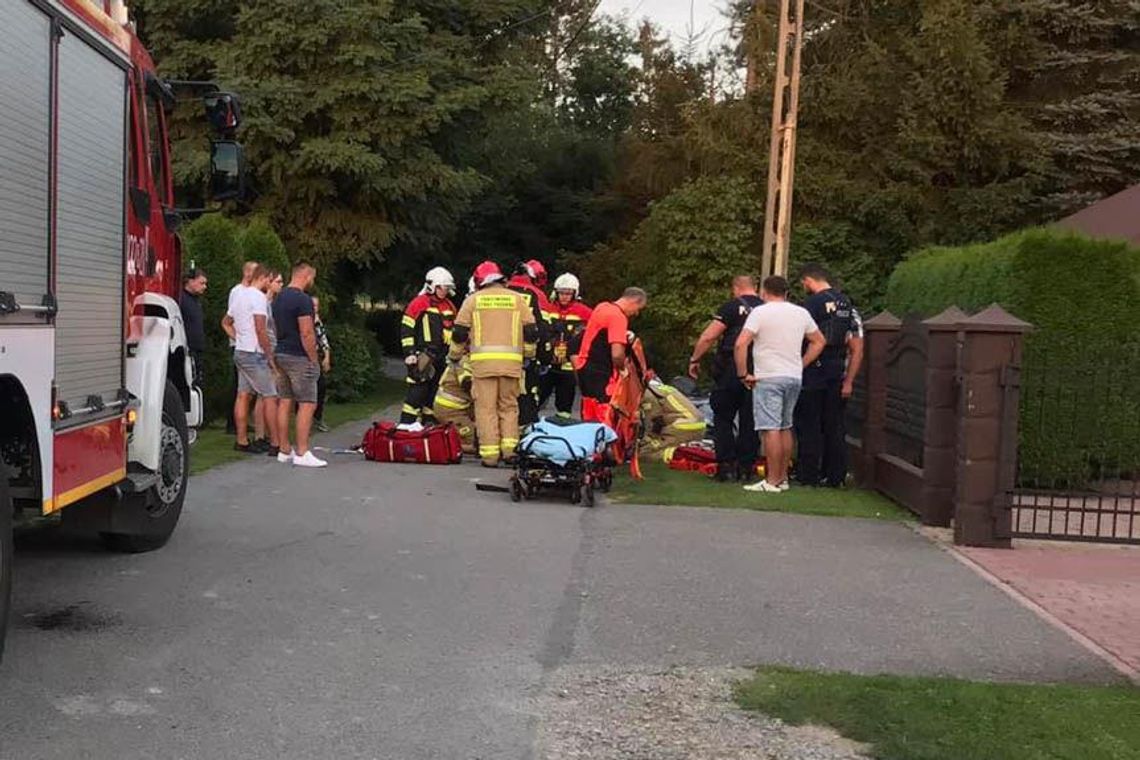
[275,353,319,404]
[234,350,277,397]
[753,376,801,431]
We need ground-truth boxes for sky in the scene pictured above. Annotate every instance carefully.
[598,0,730,53]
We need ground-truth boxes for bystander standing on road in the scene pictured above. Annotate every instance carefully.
[180,268,208,389]
[222,265,280,454]
[734,276,825,494]
[273,262,326,468]
[688,275,764,482]
[226,261,258,435]
[795,264,857,487]
[263,270,285,454]
[312,296,332,433]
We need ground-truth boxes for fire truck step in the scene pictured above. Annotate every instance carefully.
[118,471,158,495]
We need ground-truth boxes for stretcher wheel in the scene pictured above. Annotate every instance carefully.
[597,470,613,493]
[509,479,523,503]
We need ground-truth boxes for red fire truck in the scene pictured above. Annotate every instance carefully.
[0,0,244,657]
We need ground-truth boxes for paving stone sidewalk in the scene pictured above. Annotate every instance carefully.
[957,542,1140,679]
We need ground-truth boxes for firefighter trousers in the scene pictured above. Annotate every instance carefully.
[538,369,576,418]
[400,377,441,425]
[518,363,541,427]
[435,406,477,455]
[473,376,521,465]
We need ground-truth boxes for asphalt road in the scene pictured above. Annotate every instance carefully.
[0,415,1118,759]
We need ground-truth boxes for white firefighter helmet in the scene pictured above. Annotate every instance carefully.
[552,273,580,299]
[424,266,456,296]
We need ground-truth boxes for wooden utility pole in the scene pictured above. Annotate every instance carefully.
[760,0,806,279]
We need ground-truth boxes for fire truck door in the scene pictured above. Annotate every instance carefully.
[53,27,128,420]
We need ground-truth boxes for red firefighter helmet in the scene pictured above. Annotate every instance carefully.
[522,259,548,288]
[473,261,504,289]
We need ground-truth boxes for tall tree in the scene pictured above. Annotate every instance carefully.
[984,0,1140,215]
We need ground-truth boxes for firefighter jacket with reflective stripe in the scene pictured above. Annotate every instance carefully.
[450,284,536,379]
[507,275,553,359]
[434,358,473,412]
[543,300,593,371]
[641,383,706,451]
[401,294,456,360]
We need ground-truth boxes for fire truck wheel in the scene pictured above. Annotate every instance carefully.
[0,477,12,661]
[101,382,188,553]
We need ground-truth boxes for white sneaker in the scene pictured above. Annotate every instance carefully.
[778,480,790,491]
[292,450,328,468]
[396,422,424,433]
[277,449,295,464]
[743,480,782,493]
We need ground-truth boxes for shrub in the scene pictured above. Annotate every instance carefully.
[885,228,1140,483]
[239,216,291,276]
[364,308,405,357]
[181,215,243,421]
[326,322,382,403]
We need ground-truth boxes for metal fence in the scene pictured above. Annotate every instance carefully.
[1008,353,1140,544]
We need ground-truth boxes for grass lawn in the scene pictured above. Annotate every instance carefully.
[189,377,404,475]
[610,459,909,521]
[736,667,1140,760]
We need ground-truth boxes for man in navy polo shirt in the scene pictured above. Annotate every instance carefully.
[795,264,856,487]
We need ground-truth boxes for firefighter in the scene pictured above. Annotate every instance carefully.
[573,287,648,424]
[507,260,553,427]
[539,273,592,420]
[640,378,707,453]
[432,356,476,455]
[398,267,457,431]
[451,261,537,467]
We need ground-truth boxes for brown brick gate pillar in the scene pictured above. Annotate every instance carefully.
[858,312,901,487]
[953,305,1032,547]
[920,307,967,526]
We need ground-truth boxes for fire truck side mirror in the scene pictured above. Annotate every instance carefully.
[203,92,242,137]
[209,140,247,202]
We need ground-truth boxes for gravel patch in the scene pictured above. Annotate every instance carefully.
[535,666,869,760]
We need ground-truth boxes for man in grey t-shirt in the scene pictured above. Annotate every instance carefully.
[734,276,826,493]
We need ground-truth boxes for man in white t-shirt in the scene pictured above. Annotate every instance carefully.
[225,261,258,435]
[734,276,826,493]
[222,265,279,453]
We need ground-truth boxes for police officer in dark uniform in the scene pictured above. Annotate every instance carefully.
[795,264,855,487]
[689,275,764,481]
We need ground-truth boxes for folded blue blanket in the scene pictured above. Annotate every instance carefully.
[519,420,617,465]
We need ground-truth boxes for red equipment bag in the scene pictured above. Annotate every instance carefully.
[666,442,767,479]
[361,422,463,465]
[666,442,718,476]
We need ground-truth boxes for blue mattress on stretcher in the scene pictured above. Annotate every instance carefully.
[519,420,617,465]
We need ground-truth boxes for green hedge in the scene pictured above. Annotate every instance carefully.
[326,323,382,403]
[885,228,1140,484]
[181,215,244,422]
[182,215,297,421]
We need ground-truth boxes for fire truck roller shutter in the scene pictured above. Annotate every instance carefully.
[0,2,52,312]
[54,28,128,415]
